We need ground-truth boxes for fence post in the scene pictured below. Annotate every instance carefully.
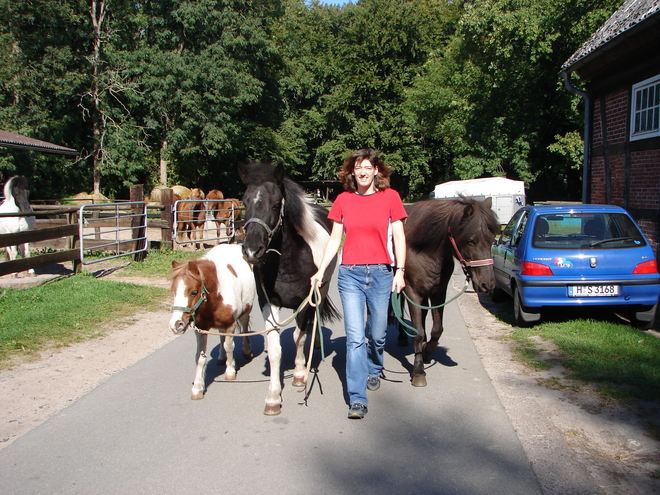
[130,185,147,261]
[69,210,82,273]
[160,188,174,251]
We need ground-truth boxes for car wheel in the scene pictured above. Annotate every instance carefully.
[629,302,657,330]
[513,286,541,327]
[491,286,508,303]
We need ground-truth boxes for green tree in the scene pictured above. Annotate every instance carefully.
[406,0,621,201]
[127,0,286,196]
[275,0,460,198]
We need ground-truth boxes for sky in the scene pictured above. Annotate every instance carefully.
[318,1,351,5]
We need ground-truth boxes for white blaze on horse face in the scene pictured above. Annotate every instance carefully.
[253,189,261,204]
[169,279,189,333]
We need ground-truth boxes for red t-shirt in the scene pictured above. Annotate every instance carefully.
[328,188,407,265]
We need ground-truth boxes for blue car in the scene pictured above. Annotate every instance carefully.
[491,204,660,328]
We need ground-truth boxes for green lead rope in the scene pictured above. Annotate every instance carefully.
[390,278,470,338]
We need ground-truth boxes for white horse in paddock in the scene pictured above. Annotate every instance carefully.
[169,244,256,400]
[0,176,36,274]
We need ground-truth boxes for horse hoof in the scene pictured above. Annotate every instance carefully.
[411,375,427,387]
[291,376,306,387]
[191,391,205,400]
[225,372,236,381]
[242,351,253,361]
[263,404,282,415]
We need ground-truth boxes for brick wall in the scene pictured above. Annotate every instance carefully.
[591,89,660,254]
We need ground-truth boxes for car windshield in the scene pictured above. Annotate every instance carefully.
[531,212,647,249]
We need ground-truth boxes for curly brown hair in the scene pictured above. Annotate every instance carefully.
[337,148,391,193]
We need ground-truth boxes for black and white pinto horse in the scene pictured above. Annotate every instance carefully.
[0,176,36,274]
[401,197,500,387]
[239,162,339,415]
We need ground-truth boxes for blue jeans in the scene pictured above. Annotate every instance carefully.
[338,264,393,406]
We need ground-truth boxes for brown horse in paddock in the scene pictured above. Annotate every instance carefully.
[206,190,242,242]
[176,188,205,248]
[401,197,500,387]
[169,244,256,400]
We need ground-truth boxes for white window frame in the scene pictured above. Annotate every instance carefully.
[630,74,660,141]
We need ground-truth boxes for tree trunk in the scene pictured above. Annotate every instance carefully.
[160,140,168,186]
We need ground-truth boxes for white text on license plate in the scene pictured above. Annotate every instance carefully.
[568,285,619,297]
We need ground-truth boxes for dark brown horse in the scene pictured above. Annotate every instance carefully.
[401,197,500,387]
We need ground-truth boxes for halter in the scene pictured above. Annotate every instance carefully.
[172,278,210,331]
[447,226,493,279]
[243,198,285,248]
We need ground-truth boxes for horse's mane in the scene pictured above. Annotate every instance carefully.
[406,197,499,251]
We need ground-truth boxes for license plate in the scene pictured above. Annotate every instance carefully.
[568,285,619,297]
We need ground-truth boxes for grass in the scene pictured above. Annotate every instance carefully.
[0,271,169,368]
[118,248,208,277]
[510,318,660,402]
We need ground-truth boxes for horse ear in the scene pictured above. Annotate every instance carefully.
[237,163,249,184]
[172,260,181,269]
[274,163,285,182]
[188,260,200,276]
[463,203,475,219]
[482,197,493,209]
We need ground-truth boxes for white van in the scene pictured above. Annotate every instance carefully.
[431,177,525,224]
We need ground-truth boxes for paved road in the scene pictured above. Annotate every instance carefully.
[0,269,541,495]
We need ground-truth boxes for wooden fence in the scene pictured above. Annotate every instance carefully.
[0,185,172,278]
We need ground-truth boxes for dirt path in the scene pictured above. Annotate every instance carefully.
[1,268,660,493]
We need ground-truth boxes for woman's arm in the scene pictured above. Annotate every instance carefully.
[310,220,343,287]
[391,219,406,293]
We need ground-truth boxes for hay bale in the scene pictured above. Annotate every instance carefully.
[71,192,110,205]
[171,185,191,199]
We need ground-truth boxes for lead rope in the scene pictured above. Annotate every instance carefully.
[254,266,326,403]
[390,277,470,338]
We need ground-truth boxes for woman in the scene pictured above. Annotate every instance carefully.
[311,148,407,419]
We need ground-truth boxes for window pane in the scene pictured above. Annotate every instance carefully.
[650,86,656,108]
[641,88,649,110]
[641,110,648,131]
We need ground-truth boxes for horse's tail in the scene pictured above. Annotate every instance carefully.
[319,294,341,323]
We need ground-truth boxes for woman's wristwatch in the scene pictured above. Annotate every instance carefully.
[396,266,406,272]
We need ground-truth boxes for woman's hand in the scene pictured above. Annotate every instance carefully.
[310,271,324,288]
[392,269,406,293]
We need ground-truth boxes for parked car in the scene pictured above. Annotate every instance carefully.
[491,204,660,328]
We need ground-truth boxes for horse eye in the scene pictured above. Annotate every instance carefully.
[190,290,198,296]
[272,203,280,210]
[468,239,476,246]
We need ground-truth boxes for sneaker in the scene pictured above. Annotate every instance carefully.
[367,375,381,391]
[347,403,368,419]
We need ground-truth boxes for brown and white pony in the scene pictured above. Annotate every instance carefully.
[176,187,206,248]
[169,244,256,400]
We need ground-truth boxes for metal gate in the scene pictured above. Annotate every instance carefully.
[173,199,240,246]
[79,202,147,264]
